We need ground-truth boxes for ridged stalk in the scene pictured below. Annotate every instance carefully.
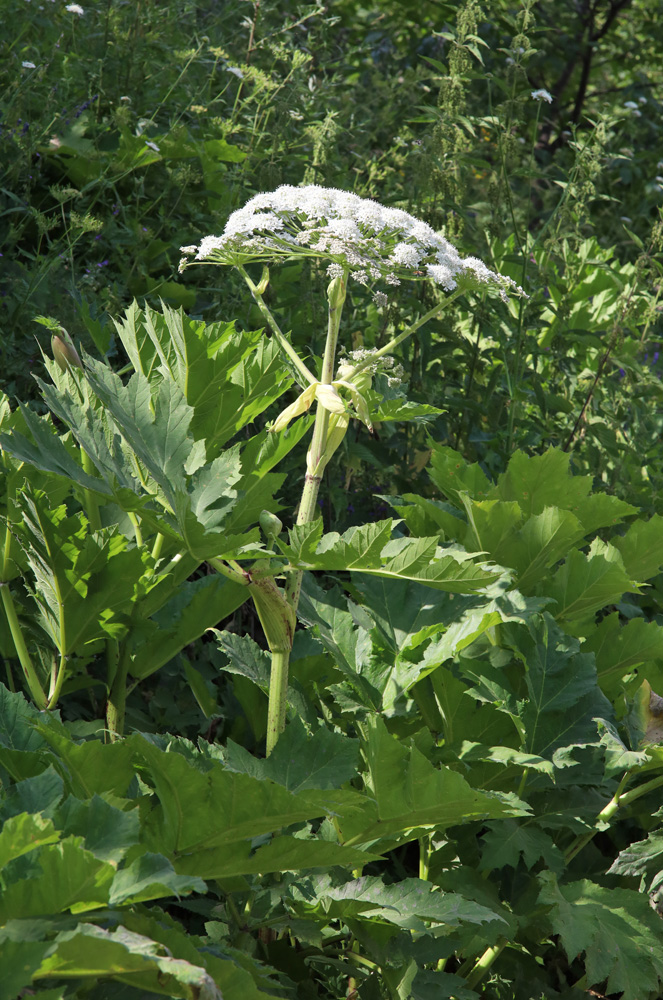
[0,583,46,709]
[1,486,46,708]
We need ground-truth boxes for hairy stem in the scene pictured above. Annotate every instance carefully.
[80,449,102,530]
[286,273,346,609]
[261,274,348,753]
[464,937,509,990]
[106,638,132,740]
[265,650,289,755]
[47,651,69,709]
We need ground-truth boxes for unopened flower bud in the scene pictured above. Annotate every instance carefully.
[51,334,82,372]
[255,266,270,295]
[259,510,283,541]
[327,273,347,309]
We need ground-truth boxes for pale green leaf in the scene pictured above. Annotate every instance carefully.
[0,837,115,920]
[495,448,591,516]
[427,444,492,506]
[0,813,59,871]
[584,613,663,695]
[35,924,223,1000]
[545,538,638,628]
[506,615,613,757]
[612,514,663,582]
[109,852,206,904]
[318,875,505,931]
[281,519,502,592]
[222,717,360,792]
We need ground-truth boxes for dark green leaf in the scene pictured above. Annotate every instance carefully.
[538,873,663,1000]
[222,717,360,792]
[109,852,206,904]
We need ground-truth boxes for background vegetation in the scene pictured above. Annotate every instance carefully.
[1,1,663,998]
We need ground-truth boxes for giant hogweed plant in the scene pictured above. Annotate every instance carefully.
[178,184,525,752]
[2,185,521,743]
[4,189,663,997]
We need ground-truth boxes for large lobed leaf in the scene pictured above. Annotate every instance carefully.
[538,873,663,1000]
[280,518,503,592]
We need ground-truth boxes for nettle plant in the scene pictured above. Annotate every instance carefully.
[4,188,663,998]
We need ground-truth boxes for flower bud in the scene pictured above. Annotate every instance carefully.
[255,266,270,295]
[327,273,346,309]
[336,361,373,395]
[51,334,82,372]
[259,510,283,541]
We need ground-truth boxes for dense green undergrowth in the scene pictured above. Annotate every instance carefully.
[2,1,663,998]
[3,300,663,999]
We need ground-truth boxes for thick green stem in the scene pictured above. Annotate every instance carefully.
[464,937,509,990]
[565,771,663,863]
[259,274,348,753]
[266,650,290,755]
[127,512,143,547]
[249,573,296,755]
[419,833,432,881]
[2,475,46,706]
[151,532,165,562]
[285,273,346,610]
[80,449,102,530]
[106,638,132,741]
[47,651,68,708]
[0,583,47,709]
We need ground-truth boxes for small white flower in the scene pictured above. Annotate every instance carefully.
[639,96,647,105]
[22,60,36,68]
[620,216,632,223]
[180,245,197,255]
[182,185,524,300]
[531,89,552,104]
[145,140,160,152]
[623,101,638,110]
[65,3,85,14]
[391,242,423,267]
[373,291,388,308]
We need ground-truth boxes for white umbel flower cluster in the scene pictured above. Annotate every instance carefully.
[180,185,524,301]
